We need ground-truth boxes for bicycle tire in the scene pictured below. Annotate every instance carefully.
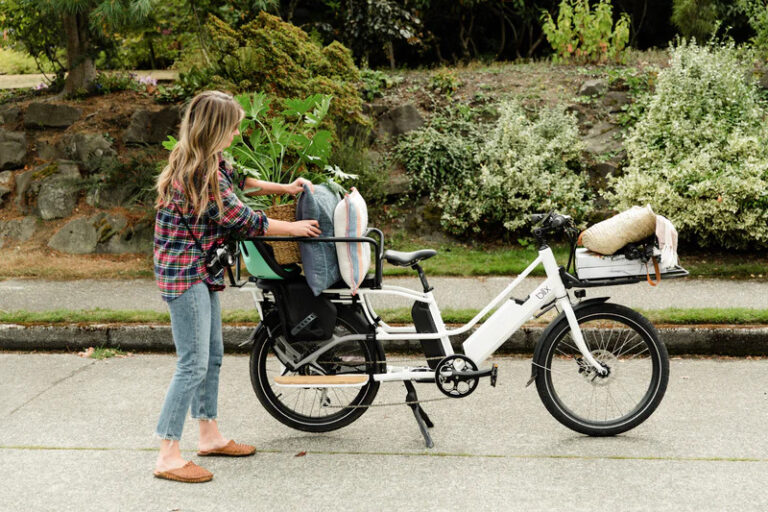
[534,302,669,436]
[249,306,382,433]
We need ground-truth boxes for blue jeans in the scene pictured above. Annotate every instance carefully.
[155,282,223,441]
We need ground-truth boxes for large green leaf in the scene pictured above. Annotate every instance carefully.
[237,91,270,119]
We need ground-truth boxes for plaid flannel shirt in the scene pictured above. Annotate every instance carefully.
[153,159,268,302]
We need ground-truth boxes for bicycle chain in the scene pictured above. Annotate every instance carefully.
[321,395,454,409]
[298,355,476,409]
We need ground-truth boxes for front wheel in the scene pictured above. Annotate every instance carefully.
[534,302,669,436]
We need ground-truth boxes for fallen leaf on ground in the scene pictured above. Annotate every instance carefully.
[78,347,94,358]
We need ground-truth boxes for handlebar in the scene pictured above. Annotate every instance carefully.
[530,211,576,250]
[530,212,572,229]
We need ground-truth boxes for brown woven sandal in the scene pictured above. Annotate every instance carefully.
[153,461,213,483]
[197,439,256,457]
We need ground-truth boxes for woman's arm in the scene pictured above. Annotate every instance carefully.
[242,177,314,196]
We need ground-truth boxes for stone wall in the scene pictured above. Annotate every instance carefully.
[0,98,178,254]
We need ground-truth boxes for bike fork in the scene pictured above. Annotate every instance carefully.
[557,297,606,375]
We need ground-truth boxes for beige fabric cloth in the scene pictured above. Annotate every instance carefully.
[655,214,679,268]
[580,205,657,255]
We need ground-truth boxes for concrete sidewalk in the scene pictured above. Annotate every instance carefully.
[2,276,768,312]
[1,276,767,355]
[2,353,768,511]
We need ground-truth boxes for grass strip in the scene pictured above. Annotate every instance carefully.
[2,307,768,326]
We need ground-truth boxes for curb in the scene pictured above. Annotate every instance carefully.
[1,323,767,356]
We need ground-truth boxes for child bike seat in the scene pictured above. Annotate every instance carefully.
[383,249,437,267]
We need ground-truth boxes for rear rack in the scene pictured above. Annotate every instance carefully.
[560,266,690,289]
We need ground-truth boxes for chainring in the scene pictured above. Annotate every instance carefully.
[434,355,480,398]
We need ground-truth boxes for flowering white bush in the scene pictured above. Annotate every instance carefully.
[607,41,768,249]
[440,100,589,235]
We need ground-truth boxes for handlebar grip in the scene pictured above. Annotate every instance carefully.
[530,213,547,224]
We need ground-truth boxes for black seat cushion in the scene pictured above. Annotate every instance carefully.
[383,249,437,267]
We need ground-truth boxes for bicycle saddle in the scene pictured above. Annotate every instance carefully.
[383,249,437,267]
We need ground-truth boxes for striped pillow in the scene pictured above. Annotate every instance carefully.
[334,188,370,295]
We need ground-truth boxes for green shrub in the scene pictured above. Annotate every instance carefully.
[395,105,486,197]
[607,41,768,249]
[154,68,213,103]
[360,69,402,101]
[329,136,389,208]
[606,66,659,127]
[439,101,589,236]
[738,0,768,55]
[396,128,478,197]
[0,47,41,74]
[192,12,365,131]
[541,0,630,64]
[429,68,460,96]
[670,0,721,42]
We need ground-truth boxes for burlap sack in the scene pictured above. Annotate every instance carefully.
[579,205,657,255]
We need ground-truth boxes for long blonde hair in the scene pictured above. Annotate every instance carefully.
[156,90,244,217]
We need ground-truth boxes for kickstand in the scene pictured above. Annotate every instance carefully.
[404,381,434,448]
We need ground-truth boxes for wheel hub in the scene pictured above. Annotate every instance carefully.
[577,350,617,387]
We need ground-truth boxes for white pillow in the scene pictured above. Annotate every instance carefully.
[334,187,370,294]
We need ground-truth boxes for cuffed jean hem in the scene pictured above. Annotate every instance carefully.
[192,416,217,421]
[154,431,182,441]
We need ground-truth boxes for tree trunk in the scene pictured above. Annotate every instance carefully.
[148,37,157,70]
[284,0,299,22]
[495,7,506,61]
[385,40,395,69]
[63,12,96,95]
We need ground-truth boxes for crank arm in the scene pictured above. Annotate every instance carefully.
[451,363,499,387]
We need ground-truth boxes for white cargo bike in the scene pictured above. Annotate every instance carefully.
[231,212,687,447]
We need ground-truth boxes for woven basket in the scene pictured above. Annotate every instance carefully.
[265,202,301,265]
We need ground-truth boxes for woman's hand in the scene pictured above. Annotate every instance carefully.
[289,219,321,237]
[285,178,314,195]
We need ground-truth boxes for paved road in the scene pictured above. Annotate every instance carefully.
[1,354,768,511]
[1,276,767,313]
[0,70,178,89]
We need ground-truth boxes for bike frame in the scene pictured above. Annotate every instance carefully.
[245,244,606,383]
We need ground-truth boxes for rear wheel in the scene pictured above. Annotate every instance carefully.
[249,307,382,432]
[534,303,669,436]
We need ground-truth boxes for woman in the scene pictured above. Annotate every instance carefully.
[152,90,320,483]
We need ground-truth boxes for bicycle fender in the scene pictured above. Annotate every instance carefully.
[527,297,610,387]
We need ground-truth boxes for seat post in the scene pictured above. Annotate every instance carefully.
[411,263,433,292]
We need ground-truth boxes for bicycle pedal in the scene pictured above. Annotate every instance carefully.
[490,363,498,387]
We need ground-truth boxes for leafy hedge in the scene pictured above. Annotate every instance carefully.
[398,101,589,238]
[607,41,768,249]
[181,12,365,131]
